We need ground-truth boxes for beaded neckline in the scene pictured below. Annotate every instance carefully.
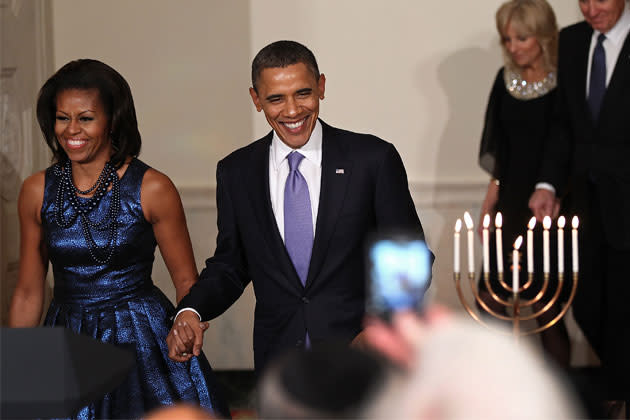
[504,68,556,100]
[53,160,121,264]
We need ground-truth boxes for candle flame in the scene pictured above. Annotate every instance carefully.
[543,216,552,230]
[455,218,462,233]
[514,235,523,250]
[572,216,579,229]
[464,212,474,230]
[483,214,490,228]
[495,212,503,228]
[528,216,536,230]
[558,216,566,229]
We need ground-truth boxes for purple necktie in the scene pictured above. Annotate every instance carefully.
[588,33,606,122]
[284,151,313,286]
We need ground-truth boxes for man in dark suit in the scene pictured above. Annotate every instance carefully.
[529,0,630,393]
[166,40,431,372]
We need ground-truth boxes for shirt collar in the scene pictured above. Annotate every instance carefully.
[596,1,630,46]
[270,119,323,170]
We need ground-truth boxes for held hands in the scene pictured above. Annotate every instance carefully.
[528,189,559,222]
[166,311,209,362]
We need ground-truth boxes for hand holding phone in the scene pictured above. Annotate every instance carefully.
[365,233,431,320]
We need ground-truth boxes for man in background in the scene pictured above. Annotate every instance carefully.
[529,0,630,394]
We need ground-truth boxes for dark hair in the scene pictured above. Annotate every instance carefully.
[36,59,141,168]
[257,344,387,418]
[251,40,320,92]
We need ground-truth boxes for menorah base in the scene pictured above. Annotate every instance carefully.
[454,271,578,338]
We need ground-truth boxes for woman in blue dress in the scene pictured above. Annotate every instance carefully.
[8,59,230,419]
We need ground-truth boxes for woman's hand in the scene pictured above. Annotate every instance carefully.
[166,311,209,362]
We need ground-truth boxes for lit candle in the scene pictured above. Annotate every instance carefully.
[482,214,490,274]
[495,212,504,273]
[527,217,536,274]
[572,216,579,273]
[513,236,523,294]
[557,216,565,274]
[464,212,475,274]
[543,216,551,274]
[454,219,462,274]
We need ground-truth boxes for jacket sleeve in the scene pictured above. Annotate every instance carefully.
[176,160,250,321]
[373,142,436,270]
[478,68,505,179]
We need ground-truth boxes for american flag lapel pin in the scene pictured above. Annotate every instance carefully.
[335,168,345,174]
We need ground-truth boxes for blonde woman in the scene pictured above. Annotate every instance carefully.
[477,0,569,367]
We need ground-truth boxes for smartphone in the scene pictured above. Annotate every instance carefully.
[365,232,431,320]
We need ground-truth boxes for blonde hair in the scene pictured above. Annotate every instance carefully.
[496,0,558,72]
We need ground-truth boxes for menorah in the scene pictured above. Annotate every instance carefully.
[453,211,579,339]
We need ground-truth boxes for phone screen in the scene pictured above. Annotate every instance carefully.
[366,235,431,319]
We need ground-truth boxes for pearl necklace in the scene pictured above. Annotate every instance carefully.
[53,160,121,264]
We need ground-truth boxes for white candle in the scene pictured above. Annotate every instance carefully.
[482,214,490,274]
[527,217,536,274]
[557,216,565,274]
[543,216,551,274]
[513,236,523,294]
[572,216,579,273]
[464,212,475,274]
[454,219,462,274]
[495,212,504,273]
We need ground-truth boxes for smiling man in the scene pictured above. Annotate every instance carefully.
[166,40,431,373]
[529,0,630,396]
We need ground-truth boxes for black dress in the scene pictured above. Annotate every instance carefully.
[478,67,567,300]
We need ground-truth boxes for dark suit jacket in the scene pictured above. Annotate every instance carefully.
[540,21,630,249]
[178,120,430,371]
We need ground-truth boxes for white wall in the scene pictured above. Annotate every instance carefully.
[51,0,585,369]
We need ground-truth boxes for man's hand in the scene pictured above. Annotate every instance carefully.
[528,188,558,222]
[166,311,209,362]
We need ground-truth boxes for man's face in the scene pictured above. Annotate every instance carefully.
[249,62,325,149]
[579,0,625,33]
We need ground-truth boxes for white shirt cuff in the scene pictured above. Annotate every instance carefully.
[535,182,556,195]
[175,308,202,322]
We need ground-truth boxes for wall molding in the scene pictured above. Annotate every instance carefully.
[178,181,487,211]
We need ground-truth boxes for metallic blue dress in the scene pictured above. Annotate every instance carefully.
[41,159,229,419]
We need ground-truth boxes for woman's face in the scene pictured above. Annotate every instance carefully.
[54,88,113,165]
[502,22,544,70]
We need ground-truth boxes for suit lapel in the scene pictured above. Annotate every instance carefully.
[574,24,592,124]
[305,122,352,288]
[245,133,298,283]
[601,30,630,122]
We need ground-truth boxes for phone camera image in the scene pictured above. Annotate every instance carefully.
[367,237,431,317]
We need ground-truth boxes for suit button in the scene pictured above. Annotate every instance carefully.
[296,339,304,347]
[301,296,310,304]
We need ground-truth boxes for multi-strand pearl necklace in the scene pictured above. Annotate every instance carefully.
[54,160,121,264]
